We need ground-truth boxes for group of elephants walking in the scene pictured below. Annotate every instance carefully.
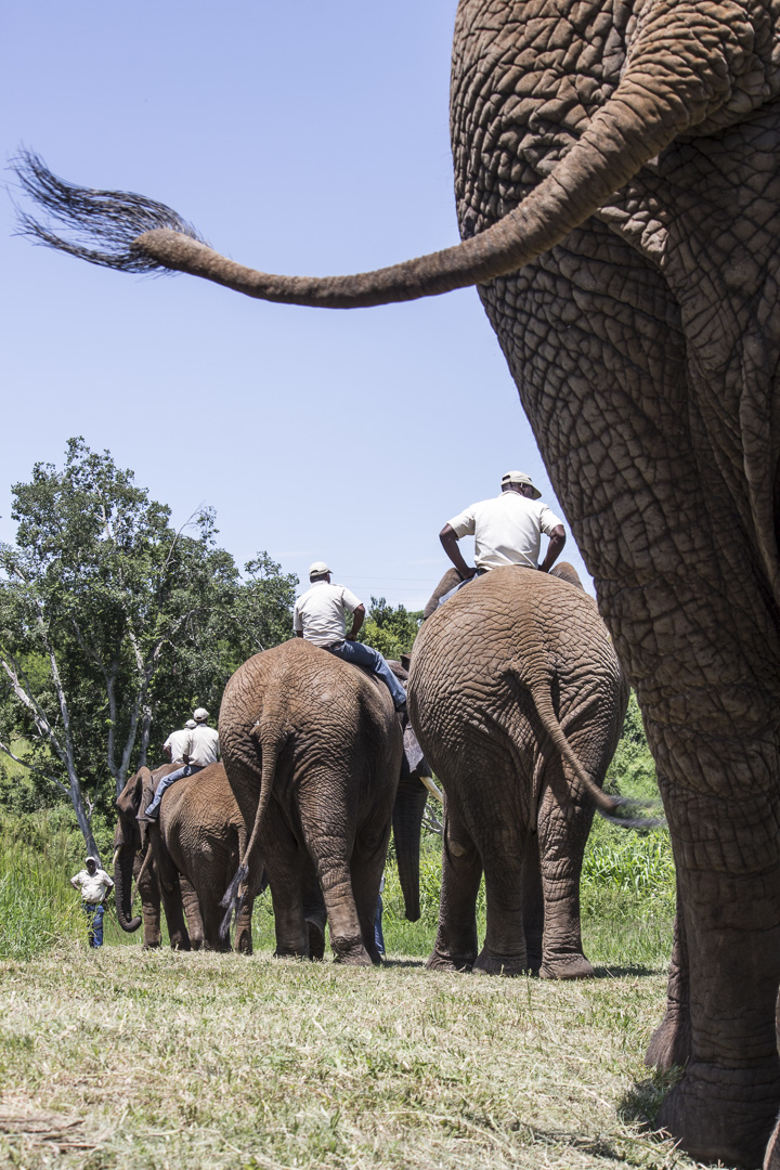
[18,0,780,1163]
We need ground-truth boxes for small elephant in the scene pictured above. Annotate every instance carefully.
[408,564,628,978]
[219,637,426,966]
[114,762,256,952]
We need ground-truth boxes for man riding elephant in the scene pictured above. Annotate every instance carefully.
[293,561,408,715]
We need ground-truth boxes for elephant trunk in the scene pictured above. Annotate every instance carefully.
[113,827,142,933]
[13,14,748,306]
[393,771,428,922]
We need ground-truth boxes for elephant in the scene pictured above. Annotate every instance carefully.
[408,563,628,979]
[114,761,257,952]
[218,637,427,966]
[14,0,780,1161]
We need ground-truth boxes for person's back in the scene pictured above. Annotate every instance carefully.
[189,721,220,767]
[294,578,360,647]
[164,721,195,763]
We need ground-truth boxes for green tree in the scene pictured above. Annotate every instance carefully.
[357,596,422,661]
[0,438,296,856]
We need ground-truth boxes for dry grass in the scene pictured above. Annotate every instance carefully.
[0,943,718,1170]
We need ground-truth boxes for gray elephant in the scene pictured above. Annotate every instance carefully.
[409,563,627,979]
[218,637,426,966]
[15,0,780,1160]
[114,762,256,952]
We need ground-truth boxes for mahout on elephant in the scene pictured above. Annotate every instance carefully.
[218,637,427,967]
[16,0,780,1161]
[114,762,256,953]
[409,563,628,979]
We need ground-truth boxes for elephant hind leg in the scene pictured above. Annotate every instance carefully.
[426,801,481,973]
[535,770,596,980]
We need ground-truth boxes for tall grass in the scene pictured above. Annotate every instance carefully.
[0,814,82,959]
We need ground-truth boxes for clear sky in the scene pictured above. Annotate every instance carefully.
[2,0,593,611]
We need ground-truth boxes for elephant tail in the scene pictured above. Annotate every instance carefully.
[514,667,663,829]
[220,714,284,939]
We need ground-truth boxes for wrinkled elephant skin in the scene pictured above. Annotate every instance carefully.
[218,638,422,966]
[409,566,627,980]
[114,762,255,952]
[17,0,780,1160]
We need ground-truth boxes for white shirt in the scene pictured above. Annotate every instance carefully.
[448,492,563,570]
[293,580,362,648]
[71,866,114,904]
[188,723,220,767]
[163,727,191,762]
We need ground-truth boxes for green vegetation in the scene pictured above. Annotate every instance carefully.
[0,695,683,1169]
[357,596,422,660]
[0,438,297,854]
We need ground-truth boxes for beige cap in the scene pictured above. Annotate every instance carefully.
[193,707,209,723]
[185,719,197,730]
[501,470,541,499]
[308,561,331,580]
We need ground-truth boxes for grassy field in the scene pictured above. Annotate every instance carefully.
[0,806,716,1170]
[0,941,697,1170]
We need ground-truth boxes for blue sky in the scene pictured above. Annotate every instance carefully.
[2,0,592,611]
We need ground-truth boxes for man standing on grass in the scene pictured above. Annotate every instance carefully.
[70,856,114,948]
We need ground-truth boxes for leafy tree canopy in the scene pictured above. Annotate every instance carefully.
[357,597,422,661]
[0,438,297,856]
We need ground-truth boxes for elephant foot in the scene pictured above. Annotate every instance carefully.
[656,1060,780,1169]
[645,1004,691,1070]
[331,934,373,966]
[425,948,474,973]
[472,948,528,977]
[235,928,253,955]
[539,952,595,980]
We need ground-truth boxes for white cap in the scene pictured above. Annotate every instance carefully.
[185,719,197,729]
[193,707,209,722]
[501,470,541,499]
[308,561,331,580]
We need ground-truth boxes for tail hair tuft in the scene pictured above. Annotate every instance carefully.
[11,148,205,272]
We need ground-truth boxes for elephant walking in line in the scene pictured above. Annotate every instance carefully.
[16,0,780,1161]
[218,638,426,966]
[114,762,256,952]
[408,564,628,979]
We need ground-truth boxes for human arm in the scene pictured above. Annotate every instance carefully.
[439,524,477,580]
[346,603,366,640]
[538,525,566,572]
[69,874,81,891]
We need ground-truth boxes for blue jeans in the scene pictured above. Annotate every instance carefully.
[325,640,407,710]
[83,902,105,947]
[145,764,203,818]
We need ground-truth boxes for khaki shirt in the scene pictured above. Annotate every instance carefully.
[71,867,114,905]
[293,580,362,648]
[448,492,563,570]
[163,727,191,762]
[188,724,220,767]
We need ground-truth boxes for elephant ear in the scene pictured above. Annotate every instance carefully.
[423,568,464,619]
[549,562,583,590]
[137,768,157,821]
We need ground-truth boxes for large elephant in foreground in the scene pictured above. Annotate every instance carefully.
[409,564,628,979]
[15,0,780,1161]
[114,762,256,952]
[218,637,426,966]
